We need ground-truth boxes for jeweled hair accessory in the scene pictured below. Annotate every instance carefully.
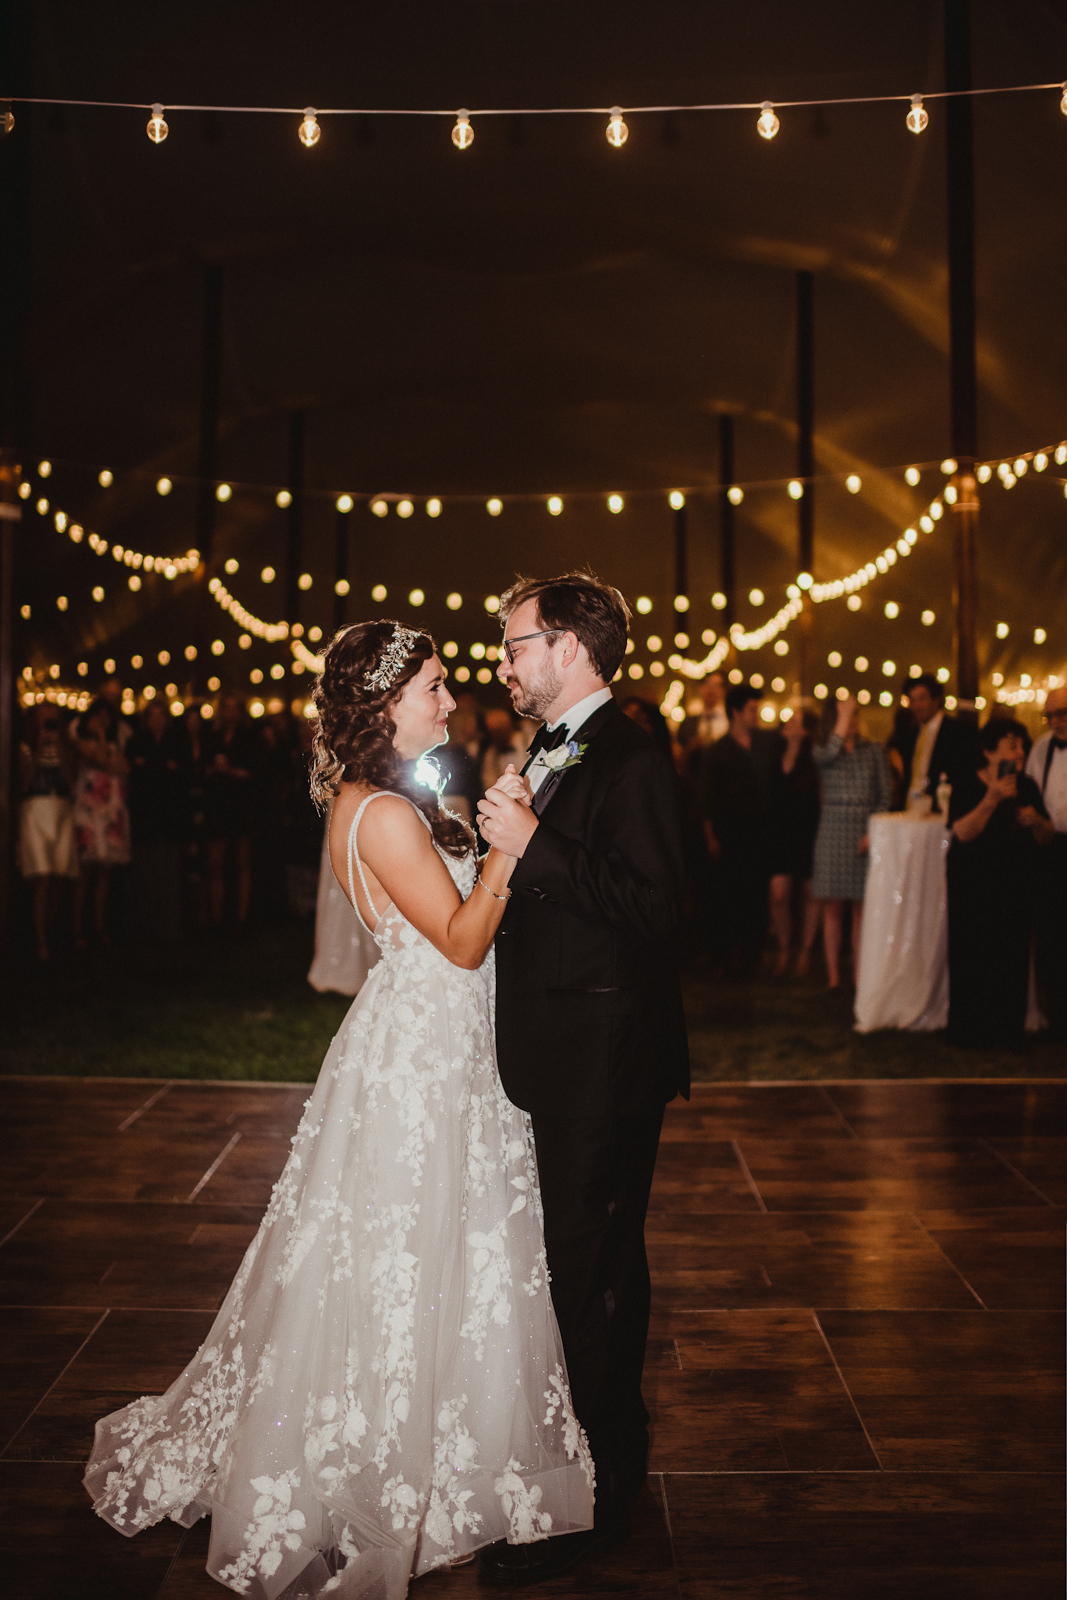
[364,624,422,693]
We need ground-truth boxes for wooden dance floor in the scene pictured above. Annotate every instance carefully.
[1,1076,1064,1599]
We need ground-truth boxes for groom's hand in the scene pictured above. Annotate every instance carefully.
[477,786,538,857]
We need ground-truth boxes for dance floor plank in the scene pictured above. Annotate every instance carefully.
[1,1076,1062,1599]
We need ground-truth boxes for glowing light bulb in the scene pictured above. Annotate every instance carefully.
[371,584,387,602]
[944,484,957,504]
[882,660,896,677]
[276,489,292,508]
[727,486,744,505]
[636,596,652,615]
[906,94,928,134]
[146,104,169,144]
[334,579,349,597]
[547,496,563,515]
[426,498,442,518]
[787,479,803,500]
[224,558,239,574]
[298,572,313,591]
[2,104,14,136]
[156,477,172,496]
[452,111,473,150]
[845,474,861,493]
[484,595,500,613]
[1056,445,1067,465]
[674,595,690,613]
[996,622,1009,639]
[215,482,231,502]
[446,592,462,610]
[905,466,921,486]
[607,493,624,513]
[1034,627,1046,644]
[885,601,899,619]
[847,595,861,611]
[712,592,727,610]
[397,500,414,518]
[774,639,789,656]
[1061,82,1067,116]
[298,108,321,148]
[371,499,389,517]
[941,457,957,475]
[797,571,813,590]
[408,589,424,607]
[606,108,628,148]
[757,102,780,140]
[921,610,935,626]
[1014,457,1028,476]
[828,651,842,667]
[261,566,275,583]
[976,463,991,482]
[97,469,113,488]
[749,588,764,606]
[1034,453,1048,472]
[336,494,353,513]
[18,482,30,499]
[668,491,685,510]
[92,586,104,602]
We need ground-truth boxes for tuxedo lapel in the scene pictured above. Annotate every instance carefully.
[532,698,620,817]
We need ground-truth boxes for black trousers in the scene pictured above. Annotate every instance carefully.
[1035,833,1067,1041]
[529,1104,665,1524]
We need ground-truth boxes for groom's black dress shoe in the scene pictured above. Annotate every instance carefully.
[478,1514,631,1587]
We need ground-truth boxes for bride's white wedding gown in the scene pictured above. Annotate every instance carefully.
[84,793,595,1599]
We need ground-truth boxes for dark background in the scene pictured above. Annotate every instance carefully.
[4,0,1066,715]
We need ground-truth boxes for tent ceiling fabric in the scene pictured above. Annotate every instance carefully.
[11,0,1067,691]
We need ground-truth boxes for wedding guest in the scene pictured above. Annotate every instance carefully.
[126,701,189,941]
[768,704,822,978]
[1026,686,1067,1041]
[621,695,674,763]
[71,675,133,751]
[895,673,977,812]
[700,684,781,973]
[202,694,258,926]
[18,704,80,961]
[72,696,131,948]
[812,694,890,989]
[885,704,916,812]
[948,719,1054,1047]
[693,671,729,749]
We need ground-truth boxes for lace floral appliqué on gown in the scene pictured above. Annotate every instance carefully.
[85,793,594,1598]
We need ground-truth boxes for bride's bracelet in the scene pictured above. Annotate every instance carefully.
[476,874,511,902]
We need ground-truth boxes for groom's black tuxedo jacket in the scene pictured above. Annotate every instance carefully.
[494,697,690,1119]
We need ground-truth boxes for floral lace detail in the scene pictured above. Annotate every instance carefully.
[494,1458,553,1543]
[85,797,594,1598]
[216,1470,308,1593]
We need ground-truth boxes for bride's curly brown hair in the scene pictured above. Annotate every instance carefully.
[309,620,473,859]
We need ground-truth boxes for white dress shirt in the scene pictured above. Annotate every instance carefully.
[526,687,614,795]
[1027,732,1067,833]
[909,710,943,793]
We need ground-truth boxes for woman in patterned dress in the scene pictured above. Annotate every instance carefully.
[85,621,594,1600]
[72,697,131,947]
[812,695,891,988]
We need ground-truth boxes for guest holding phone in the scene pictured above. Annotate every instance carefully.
[947,719,1054,1047]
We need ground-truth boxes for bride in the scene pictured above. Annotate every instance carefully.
[84,621,595,1599]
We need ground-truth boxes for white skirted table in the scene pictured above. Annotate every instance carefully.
[854,813,951,1033]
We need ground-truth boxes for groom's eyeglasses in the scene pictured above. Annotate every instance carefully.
[501,629,566,665]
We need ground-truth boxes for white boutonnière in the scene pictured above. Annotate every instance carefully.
[536,739,587,775]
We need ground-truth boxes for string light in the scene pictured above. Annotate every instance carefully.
[906,93,928,133]
[669,491,685,510]
[156,477,172,496]
[276,489,292,508]
[1,104,13,136]
[452,111,473,150]
[547,496,563,515]
[905,466,921,486]
[757,102,780,140]
[397,499,414,518]
[215,482,231,501]
[336,494,353,513]
[298,108,321,148]
[409,588,425,606]
[727,486,743,505]
[98,469,113,487]
[606,107,628,147]
[940,457,957,474]
[845,474,861,494]
[446,592,462,610]
[486,498,503,516]
[371,498,389,517]
[787,479,803,499]
[1061,82,1067,116]
[607,493,624,513]
[297,572,313,590]
[146,104,168,143]
[427,498,442,517]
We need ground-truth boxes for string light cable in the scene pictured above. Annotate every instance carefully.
[2,78,1065,143]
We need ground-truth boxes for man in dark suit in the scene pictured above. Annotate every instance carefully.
[476,572,689,1585]
[895,673,978,810]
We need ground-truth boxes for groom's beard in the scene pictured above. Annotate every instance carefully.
[508,659,564,722]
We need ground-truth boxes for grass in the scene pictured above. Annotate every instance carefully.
[1,922,1063,1083]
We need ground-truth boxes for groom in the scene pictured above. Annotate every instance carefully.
[476,572,689,1584]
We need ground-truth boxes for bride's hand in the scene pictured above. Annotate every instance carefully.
[488,763,532,807]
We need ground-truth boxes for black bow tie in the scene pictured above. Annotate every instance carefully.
[1052,737,1067,752]
[521,723,567,771]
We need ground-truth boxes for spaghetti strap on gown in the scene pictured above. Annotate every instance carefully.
[84,792,594,1599]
